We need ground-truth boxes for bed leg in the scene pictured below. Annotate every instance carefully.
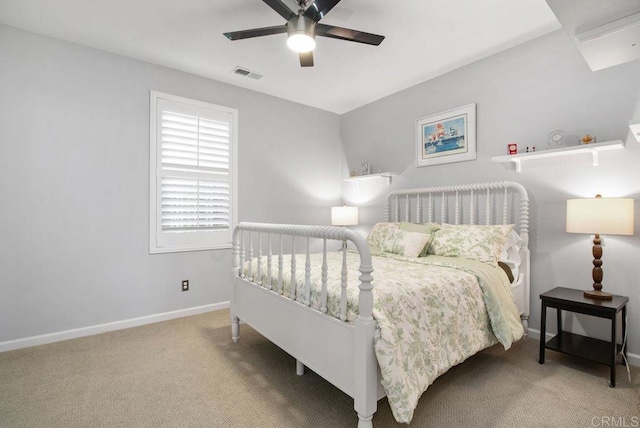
[357,413,373,428]
[521,315,529,336]
[231,315,240,343]
[296,360,305,376]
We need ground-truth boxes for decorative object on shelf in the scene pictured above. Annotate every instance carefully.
[508,143,517,154]
[581,134,595,144]
[416,103,476,167]
[491,140,625,173]
[343,172,393,185]
[361,161,370,176]
[349,170,356,177]
[548,130,566,149]
[566,195,635,300]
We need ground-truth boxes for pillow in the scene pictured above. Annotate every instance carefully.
[499,229,523,281]
[428,224,514,267]
[398,222,441,256]
[366,222,436,258]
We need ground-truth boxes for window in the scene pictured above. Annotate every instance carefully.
[149,91,237,253]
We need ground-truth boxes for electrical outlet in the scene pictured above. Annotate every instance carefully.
[181,280,189,292]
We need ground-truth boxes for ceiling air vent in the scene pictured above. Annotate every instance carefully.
[232,66,263,80]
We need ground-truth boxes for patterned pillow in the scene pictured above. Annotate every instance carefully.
[429,224,514,267]
[366,222,436,258]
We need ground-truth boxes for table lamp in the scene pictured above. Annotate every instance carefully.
[331,206,359,227]
[566,195,634,300]
[331,206,358,250]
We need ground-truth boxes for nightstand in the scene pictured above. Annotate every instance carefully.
[539,287,628,387]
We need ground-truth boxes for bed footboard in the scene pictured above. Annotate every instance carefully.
[231,222,378,428]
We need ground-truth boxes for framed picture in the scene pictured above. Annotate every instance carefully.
[416,103,476,167]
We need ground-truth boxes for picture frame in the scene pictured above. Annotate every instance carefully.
[361,161,370,175]
[416,103,476,167]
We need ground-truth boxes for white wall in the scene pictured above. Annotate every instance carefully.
[341,30,640,354]
[0,25,343,344]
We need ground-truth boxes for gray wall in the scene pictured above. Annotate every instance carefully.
[342,30,640,354]
[3,22,640,358]
[0,25,343,342]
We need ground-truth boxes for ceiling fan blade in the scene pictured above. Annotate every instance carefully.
[224,25,288,41]
[262,0,296,21]
[316,23,385,45]
[303,0,341,22]
[299,51,314,67]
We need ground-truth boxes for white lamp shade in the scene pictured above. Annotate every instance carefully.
[566,197,634,235]
[331,206,359,226]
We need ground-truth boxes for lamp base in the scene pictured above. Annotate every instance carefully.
[584,289,613,300]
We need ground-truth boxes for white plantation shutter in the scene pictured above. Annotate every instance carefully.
[150,92,237,253]
[160,177,230,232]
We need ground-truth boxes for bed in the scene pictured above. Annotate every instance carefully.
[230,181,530,427]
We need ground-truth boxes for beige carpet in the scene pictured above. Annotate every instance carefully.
[1,309,638,428]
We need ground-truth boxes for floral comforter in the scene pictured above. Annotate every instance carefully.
[242,251,524,423]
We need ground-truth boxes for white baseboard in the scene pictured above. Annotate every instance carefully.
[0,301,230,353]
[528,327,640,367]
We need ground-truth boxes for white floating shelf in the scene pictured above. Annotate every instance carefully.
[343,172,393,185]
[491,140,625,172]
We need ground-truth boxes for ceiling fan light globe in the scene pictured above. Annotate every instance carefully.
[287,33,316,53]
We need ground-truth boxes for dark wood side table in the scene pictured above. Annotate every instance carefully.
[539,287,628,387]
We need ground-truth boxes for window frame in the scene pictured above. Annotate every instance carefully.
[149,91,238,254]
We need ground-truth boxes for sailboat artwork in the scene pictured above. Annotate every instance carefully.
[422,118,466,155]
[416,104,477,167]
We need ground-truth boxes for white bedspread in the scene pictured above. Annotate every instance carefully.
[242,251,523,423]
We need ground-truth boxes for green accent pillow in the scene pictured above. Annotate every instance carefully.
[428,224,514,267]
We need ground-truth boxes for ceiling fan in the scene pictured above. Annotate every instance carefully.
[223,0,385,67]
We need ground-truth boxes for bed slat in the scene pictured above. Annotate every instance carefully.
[503,187,508,225]
[470,190,475,225]
[321,239,328,313]
[278,235,284,294]
[239,230,245,277]
[290,237,296,300]
[485,189,491,225]
[267,234,273,290]
[405,196,410,222]
[304,237,311,305]
[248,232,253,281]
[340,247,348,321]
[257,233,263,285]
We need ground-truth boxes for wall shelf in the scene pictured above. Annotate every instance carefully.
[343,172,393,185]
[491,140,625,172]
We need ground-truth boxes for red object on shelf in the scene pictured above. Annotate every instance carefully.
[508,143,517,155]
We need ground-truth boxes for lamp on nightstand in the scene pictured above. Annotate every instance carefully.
[566,195,634,300]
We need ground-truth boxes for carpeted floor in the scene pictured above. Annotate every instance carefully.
[0,309,638,428]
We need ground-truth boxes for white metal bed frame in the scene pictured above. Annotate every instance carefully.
[230,181,530,427]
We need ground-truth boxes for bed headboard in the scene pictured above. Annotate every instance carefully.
[384,181,530,323]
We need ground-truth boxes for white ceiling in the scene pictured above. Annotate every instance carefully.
[545,0,640,72]
[0,0,561,114]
